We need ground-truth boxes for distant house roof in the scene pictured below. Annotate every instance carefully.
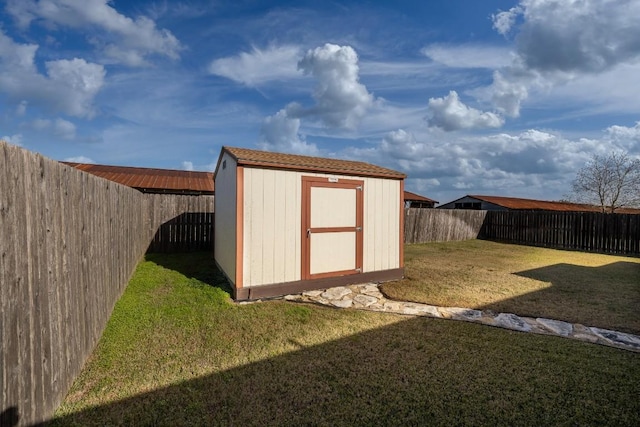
[449,195,640,214]
[404,190,438,204]
[219,146,406,179]
[63,162,214,195]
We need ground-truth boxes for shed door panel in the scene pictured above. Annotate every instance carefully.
[302,177,363,280]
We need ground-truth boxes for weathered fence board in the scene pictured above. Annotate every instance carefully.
[146,199,214,253]
[0,141,214,425]
[480,210,640,256]
[404,208,487,243]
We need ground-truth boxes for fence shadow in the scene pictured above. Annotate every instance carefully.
[145,252,233,296]
[43,315,640,426]
[477,261,640,335]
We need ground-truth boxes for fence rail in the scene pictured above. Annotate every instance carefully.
[480,210,640,255]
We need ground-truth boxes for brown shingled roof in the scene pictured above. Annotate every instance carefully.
[404,190,438,204]
[470,195,640,213]
[63,162,214,194]
[220,146,406,179]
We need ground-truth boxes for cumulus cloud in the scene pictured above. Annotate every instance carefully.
[6,0,182,66]
[259,109,319,155]
[487,0,640,117]
[290,43,374,129]
[0,31,105,117]
[426,91,504,131]
[344,121,640,203]
[182,161,194,171]
[64,155,95,163]
[208,45,302,86]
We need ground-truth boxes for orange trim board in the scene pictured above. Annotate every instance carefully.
[235,166,244,289]
[301,176,364,281]
[399,179,404,268]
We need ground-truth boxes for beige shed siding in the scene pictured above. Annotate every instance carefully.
[363,177,400,272]
[243,168,302,287]
[214,152,237,283]
[243,168,400,287]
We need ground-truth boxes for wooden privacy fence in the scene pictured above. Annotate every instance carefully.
[404,208,487,243]
[0,141,213,425]
[480,210,640,255]
[147,212,214,253]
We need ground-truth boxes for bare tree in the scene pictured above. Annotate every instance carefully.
[570,152,640,213]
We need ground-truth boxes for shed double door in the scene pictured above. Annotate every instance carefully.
[302,176,364,280]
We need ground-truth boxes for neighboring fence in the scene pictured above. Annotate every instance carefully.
[147,211,214,253]
[404,208,487,243]
[480,210,640,255]
[0,141,212,425]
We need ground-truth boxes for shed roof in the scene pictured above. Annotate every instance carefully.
[219,146,406,179]
[63,162,214,195]
[465,195,640,214]
[404,190,438,204]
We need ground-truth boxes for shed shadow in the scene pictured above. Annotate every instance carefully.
[146,251,233,296]
[43,316,640,426]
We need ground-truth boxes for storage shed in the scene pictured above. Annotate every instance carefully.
[214,146,406,300]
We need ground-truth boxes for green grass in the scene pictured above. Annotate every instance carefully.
[51,252,640,426]
[381,240,640,334]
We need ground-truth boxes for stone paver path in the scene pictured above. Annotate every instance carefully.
[282,283,640,353]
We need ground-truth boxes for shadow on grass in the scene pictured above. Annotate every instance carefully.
[146,251,234,296]
[46,315,640,427]
[494,261,640,335]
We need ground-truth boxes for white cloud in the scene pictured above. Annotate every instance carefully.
[53,118,77,140]
[487,0,640,117]
[182,161,194,171]
[291,43,374,130]
[491,6,522,36]
[259,109,319,155]
[208,45,302,86]
[422,44,513,69]
[2,134,23,146]
[426,91,504,131]
[29,118,77,139]
[6,0,181,67]
[0,31,105,117]
[64,155,95,163]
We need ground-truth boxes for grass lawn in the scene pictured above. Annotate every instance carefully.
[381,240,640,335]
[51,252,640,426]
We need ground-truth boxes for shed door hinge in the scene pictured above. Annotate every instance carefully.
[356,186,363,191]
[355,268,362,273]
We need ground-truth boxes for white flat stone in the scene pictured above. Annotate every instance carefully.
[402,303,441,317]
[322,287,352,300]
[439,307,482,320]
[494,313,531,332]
[536,318,573,336]
[284,294,300,301]
[332,299,353,308]
[354,294,379,307]
[303,290,324,297]
[590,327,640,349]
[383,301,403,312]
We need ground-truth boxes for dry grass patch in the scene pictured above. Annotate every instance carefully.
[381,240,640,334]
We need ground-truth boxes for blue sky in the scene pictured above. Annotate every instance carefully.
[1,0,639,204]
